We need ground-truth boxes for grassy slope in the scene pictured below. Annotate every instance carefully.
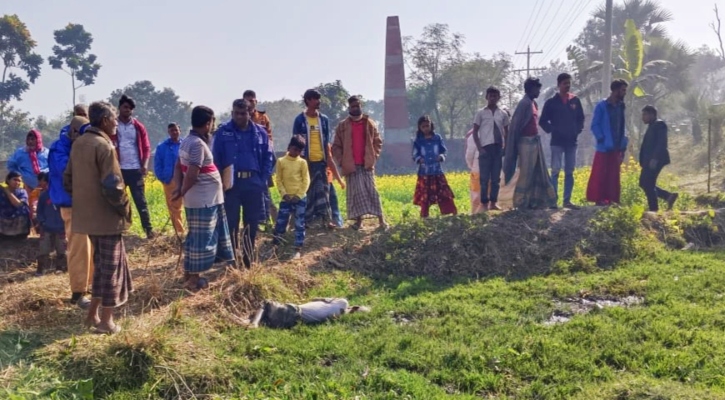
[3,165,725,399]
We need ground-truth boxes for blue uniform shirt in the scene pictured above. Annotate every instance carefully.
[212,120,274,190]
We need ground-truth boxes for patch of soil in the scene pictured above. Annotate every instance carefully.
[544,295,644,326]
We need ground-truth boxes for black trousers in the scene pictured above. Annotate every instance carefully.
[478,144,503,204]
[639,164,672,211]
[121,169,152,232]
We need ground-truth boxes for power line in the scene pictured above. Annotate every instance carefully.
[513,46,546,77]
[529,0,567,52]
[532,0,593,68]
[518,0,548,61]
[514,0,543,55]
[533,0,596,69]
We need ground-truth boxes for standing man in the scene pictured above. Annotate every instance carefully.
[173,106,234,289]
[332,96,387,230]
[49,114,93,309]
[586,79,629,206]
[64,101,132,335]
[539,73,585,209]
[212,99,274,268]
[639,105,678,211]
[503,77,557,210]
[58,104,88,137]
[293,89,338,229]
[154,123,184,235]
[115,94,154,238]
[243,89,278,228]
[472,86,510,211]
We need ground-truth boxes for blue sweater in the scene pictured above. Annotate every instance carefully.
[591,99,629,153]
[292,112,331,161]
[7,147,49,189]
[36,190,64,233]
[154,138,181,184]
[48,134,73,207]
[412,133,448,176]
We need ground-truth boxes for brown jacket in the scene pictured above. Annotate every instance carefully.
[332,115,383,177]
[64,126,131,235]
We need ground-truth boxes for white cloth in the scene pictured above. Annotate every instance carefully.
[299,298,349,324]
[465,134,479,174]
[472,106,510,148]
[117,120,141,169]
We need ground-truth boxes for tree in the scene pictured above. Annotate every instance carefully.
[108,81,192,146]
[0,15,43,103]
[0,105,32,159]
[259,98,303,147]
[712,4,725,61]
[404,23,466,137]
[311,80,352,125]
[48,23,101,106]
[364,99,384,132]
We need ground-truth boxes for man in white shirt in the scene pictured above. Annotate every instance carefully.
[471,87,510,211]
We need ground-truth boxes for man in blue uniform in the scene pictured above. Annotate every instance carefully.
[212,99,274,268]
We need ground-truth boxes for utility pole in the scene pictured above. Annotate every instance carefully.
[602,0,614,95]
[514,46,546,77]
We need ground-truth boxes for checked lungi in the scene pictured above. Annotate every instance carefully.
[89,235,132,308]
[305,161,332,224]
[513,136,557,210]
[345,166,383,220]
[184,204,234,273]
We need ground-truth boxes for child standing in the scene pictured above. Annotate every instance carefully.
[273,135,311,257]
[412,116,458,218]
[35,172,66,276]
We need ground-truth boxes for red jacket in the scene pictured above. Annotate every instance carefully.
[110,118,151,167]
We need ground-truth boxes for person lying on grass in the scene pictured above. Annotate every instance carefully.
[243,298,370,329]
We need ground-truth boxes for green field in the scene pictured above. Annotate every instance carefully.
[3,163,725,400]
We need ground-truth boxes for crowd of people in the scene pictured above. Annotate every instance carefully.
[0,74,679,334]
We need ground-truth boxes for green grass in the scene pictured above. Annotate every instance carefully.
[3,164,725,399]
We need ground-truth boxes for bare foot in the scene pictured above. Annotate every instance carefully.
[93,323,121,335]
[83,316,100,329]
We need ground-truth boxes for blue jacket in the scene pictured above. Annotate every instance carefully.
[48,134,73,207]
[292,112,331,161]
[36,190,65,233]
[591,99,629,153]
[413,132,448,176]
[153,138,181,184]
[7,147,49,189]
[212,120,274,191]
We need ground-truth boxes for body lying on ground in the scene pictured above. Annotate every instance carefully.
[243,297,370,329]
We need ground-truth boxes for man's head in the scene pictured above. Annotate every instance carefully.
[89,101,119,135]
[524,77,542,99]
[243,90,257,112]
[73,104,88,118]
[231,99,251,129]
[167,123,181,141]
[610,79,629,101]
[485,86,501,107]
[288,134,306,158]
[118,95,135,120]
[348,95,362,117]
[69,116,90,141]
[37,172,49,190]
[303,89,321,110]
[641,105,657,124]
[557,73,572,94]
[191,106,215,136]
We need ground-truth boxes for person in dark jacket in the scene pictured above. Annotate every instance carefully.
[154,123,184,234]
[639,105,678,211]
[539,73,585,209]
[49,116,93,308]
[35,172,67,276]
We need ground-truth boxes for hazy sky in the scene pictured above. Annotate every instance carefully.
[4,0,719,119]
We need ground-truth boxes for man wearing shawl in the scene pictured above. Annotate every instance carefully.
[503,77,557,210]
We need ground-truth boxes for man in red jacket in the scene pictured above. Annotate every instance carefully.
[115,94,154,238]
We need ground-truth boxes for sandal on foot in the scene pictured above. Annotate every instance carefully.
[92,325,121,335]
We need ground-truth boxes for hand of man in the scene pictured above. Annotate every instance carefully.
[140,167,148,176]
[479,146,487,155]
[339,180,346,190]
[438,155,444,162]
[649,159,658,170]
[283,194,292,202]
[171,187,183,202]
[290,195,300,204]
[417,158,424,165]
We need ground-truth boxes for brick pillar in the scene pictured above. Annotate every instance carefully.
[382,16,411,171]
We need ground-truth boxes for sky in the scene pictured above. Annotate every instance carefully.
[3,0,720,119]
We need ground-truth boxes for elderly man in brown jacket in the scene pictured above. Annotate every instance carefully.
[64,101,132,335]
[332,96,387,230]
